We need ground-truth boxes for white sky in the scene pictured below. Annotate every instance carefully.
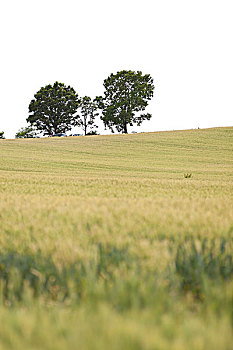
[0,0,232,138]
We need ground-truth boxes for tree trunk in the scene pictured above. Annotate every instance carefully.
[84,117,87,135]
[123,120,128,134]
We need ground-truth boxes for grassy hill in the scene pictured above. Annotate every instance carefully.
[0,127,232,349]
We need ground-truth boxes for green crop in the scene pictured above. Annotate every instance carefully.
[0,127,232,349]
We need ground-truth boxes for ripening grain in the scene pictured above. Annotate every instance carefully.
[0,127,232,350]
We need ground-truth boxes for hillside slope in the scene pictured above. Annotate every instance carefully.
[0,127,232,350]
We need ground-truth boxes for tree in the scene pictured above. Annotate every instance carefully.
[77,96,99,135]
[27,82,79,135]
[86,130,99,136]
[0,131,5,139]
[15,126,37,139]
[97,70,154,133]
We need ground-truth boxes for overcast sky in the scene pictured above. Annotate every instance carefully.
[0,0,232,138]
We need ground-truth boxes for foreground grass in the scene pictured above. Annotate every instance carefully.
[0,127,232,349]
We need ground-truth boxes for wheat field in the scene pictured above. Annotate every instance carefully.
[0,127,232,350]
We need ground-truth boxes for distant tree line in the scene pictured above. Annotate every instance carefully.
[12,70,154,138]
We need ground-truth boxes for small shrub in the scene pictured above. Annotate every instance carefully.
[184,173,192,178]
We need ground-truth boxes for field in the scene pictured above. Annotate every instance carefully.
[0,127,232,350]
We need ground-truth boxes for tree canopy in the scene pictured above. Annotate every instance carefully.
[98,70,154,133]
[77,96,99,135]
[15,126,37,139]
[27,82,79,135]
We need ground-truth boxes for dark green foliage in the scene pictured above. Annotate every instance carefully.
[97,243,133,279]
[175,238,233,299]
[0,239,232,310]
[97,70,154,133]
[86,130,99,135]
[184,173,192,178]
[0,245,135,306]
[77,96,99,135]
[27,82,80,136]
[0,252,83,304]
[0,131,5,139]
[15,126,37,139]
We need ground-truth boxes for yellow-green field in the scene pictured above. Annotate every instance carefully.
[0,127,232,350]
